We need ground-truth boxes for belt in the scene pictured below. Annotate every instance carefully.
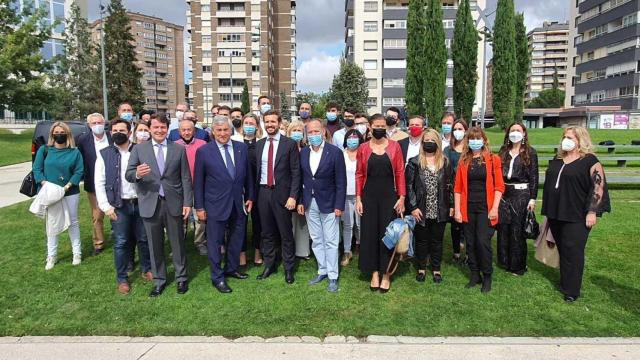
[507,183,528,190]
[260,185,275,189]
[122,198,138,204]
[158,195,166,200]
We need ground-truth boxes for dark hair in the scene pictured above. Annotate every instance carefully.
[118,101,132,109]
[368,113,385,125]
[263,109,282,122]
[343,128,364,148]
[344,107,357,116]
[408,114,426,126]
[218,105,232,112]
[386,106,400,115]
[499,122,533,167]
[326,101,340,111]
[149,113,170,127]
[211,104,220,112]
[258,95,271,104]
[138,109,155,118]
[111,118,131,132]
[354,112,368,120]
[230,107,244,115]
[441,112,456,122]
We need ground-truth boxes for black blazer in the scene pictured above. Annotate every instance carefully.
[255,135,301,207]
[399,137,410,164]
[405,156,454,224]
[77,131,112,193]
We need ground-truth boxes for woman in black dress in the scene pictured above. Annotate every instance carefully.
[242,114,264,265]
[542,126,610,302]
[356,114,406,293]
[497,122,538,275]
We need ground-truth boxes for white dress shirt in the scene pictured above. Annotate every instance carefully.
[152,138,168,160]
[332,128,347,149]
[441,133,451,149]
[93,134,110,156]
[309,141,324,175]
[95,145,137,213]
[260,132,281,185]
[217,140,235,168]
[406,138,421,166]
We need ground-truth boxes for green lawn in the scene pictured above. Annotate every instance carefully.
[0,129,34,167]
[0,191,639,337]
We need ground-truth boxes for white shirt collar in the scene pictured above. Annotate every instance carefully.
[311,141,325,153]
[216,140,232,149]
[267,132,281,142]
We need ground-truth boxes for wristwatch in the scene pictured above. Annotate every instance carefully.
[64,184,71,192]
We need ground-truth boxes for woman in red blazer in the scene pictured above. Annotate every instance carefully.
[454,126,505,293]
[355,114,406,293]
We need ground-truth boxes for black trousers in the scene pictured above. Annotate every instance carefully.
[258,187,296,271]
[414,220,446,271]
[450,220,465,255]
[497,187,530,274]
[548,219,591,298]
[463,206,494,275]
[242,203,262,252]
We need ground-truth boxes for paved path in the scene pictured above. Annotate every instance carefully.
[1,337,639,360]
[0,162,31,208]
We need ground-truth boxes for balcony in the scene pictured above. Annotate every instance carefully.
[216,10,246,18]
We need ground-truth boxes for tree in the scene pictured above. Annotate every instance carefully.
[103,0,144,116]
[492,0,517,129]
[526,68,564,108]
[514,12,529,122]
[452,0,478,123]
[240,82,250,114]
[424,0,448,128]
[279,90,291,121]
[0,0,57,114]
[405,0,427,116]
[328,58,368,113]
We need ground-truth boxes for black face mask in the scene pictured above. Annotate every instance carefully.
[385,116,397,126]
[232,119,242,128]
[343,119,355,128]
[53,134,67,145]
[423,141,438,153]
[181,136,193,144]
[372,128,387,140]
[112,132,128,145]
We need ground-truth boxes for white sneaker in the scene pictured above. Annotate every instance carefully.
[72,254,82,266]
[45,256,56,271]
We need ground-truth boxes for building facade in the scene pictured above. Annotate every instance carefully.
[344,0,487,116]
[187,0,297,124]
[526,21,569,103]
[91,12,186,115]
[566,0,640,109]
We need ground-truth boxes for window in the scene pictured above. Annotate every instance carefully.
[201,20,211,28]
[218,2,245,11]
[363,60,377,70]
[445,38,452,49]
[383,20,407,29]
[383,39,406,49]
[363,40,378,50]
[443,20,455,29]
[623,13,638,27]
[218,18,245,27]
[202,35,212,43]
[218,49,246,57]
[384,59,406,69]
[446,78,453,87]
[591,90,605,102]
[383,78,404,88]
[366,97,378,107]
[364,21,378,32]
[382,97,405,106]
[367,79,377,89]
[202,65,212,73]
[364,1,377,11]
[219,33,243,42]
[252,65,260,72]
[201,4,210,12]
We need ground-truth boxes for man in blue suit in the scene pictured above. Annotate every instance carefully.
[297,119,347,292]
[194,115,254,293]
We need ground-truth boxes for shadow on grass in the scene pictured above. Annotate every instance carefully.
[591,275,640,316]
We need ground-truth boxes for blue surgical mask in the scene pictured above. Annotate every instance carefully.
[299,111,310,119]
[442,124,452,134]
[346,138,360,150]
[469,139,484,151]
[290,131,303,142]
[308,134,323,147]
[121,112,133,122]
[243,125,256,136]
[326,112,338,122]
[260,104,271,114]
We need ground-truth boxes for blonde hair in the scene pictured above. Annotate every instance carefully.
[47,122,75,148]
[461,126,490,165]
[419,128,445,171]
[557,126,594,159]
[287,120,305,135]
[242,113,263,139]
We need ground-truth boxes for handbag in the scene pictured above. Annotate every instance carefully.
[534,218,559,269]
[20,146,48,198]
[524,210,540,240]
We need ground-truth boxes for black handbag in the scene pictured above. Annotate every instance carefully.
[524,210,540,240]
[19,146,48,198]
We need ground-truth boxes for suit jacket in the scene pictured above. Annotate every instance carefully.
[255,135,301,206]
[77,131,112,193]
[299,142,347,214]
[193,140,254,221]
[125,139,193,218]
[398,137,409,164]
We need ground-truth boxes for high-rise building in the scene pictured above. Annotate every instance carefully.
[90,12,186,114]
[187,0,297,124]
[566,0,640,109]
[526,21,569,103]
[344,0,487,116]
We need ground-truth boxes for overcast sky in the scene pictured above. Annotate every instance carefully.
[88,0,569,93]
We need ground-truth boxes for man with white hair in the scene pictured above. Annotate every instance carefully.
[169,103,189,132]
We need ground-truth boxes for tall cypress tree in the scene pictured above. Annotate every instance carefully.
[240,82,250,114]
[452,0,478,123]
[405,0,426,116]
[104,0,144,116]
[424,0,447,128]
[280,90,291,121]
[492,0,517,129]
[514,12,529,121]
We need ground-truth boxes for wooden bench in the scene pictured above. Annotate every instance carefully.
[538,156,640,167]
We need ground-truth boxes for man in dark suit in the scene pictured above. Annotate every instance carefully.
[255,109,300,284]
[125,114,193,297]
[193,115,254,293]
[77,113,112,255]
[399,115,427,166]
[297,119,346,292]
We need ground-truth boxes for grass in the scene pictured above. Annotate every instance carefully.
[0,191,639,337]
[0,129,34,167]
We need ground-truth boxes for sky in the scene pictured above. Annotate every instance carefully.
[88,0,569,94]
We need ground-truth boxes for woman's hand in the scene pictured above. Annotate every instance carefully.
[454,210,462,223]
[586,212,597,229]
[356,198,363,216]
[394,197,405,217]
[527,200,536,212]
[411,208,423,223]
[488,206,498,222]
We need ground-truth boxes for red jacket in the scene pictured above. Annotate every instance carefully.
[356,140,406,197]
[454,152,505,226]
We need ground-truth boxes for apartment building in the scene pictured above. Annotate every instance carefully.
[91,12,186,114]
[566,0,640,109]
[344,0,487,116]
[526,21,569,102]
[187,0,297,124]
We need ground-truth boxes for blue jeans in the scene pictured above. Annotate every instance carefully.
[112,200,151,283]
[306,198,340,280]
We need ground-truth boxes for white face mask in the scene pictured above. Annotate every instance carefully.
[136,131,150,142]
[453,129,465,141]
[356,124,367,135]
[175,111,184,121]
[91,124,105,136]
[561,138,576,152]
[509,131,523,144]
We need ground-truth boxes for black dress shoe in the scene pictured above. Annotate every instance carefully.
[564,295,578,302]
[177,281,189,294]
[285,270,295,284]
[225,271,249,280]
[213,280,232,293]
[432,273,443,284]
[416,272,426,282]
[149,285,165,297]
[257,266,276,280]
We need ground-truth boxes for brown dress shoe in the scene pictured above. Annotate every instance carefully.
[142,272,153,282]
[118,282,130,295]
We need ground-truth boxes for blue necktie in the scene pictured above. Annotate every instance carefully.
[224,144,235,178]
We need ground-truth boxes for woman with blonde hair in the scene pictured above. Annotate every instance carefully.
[405,129,454,283]
[32,122,84,270]
[287,120,311,259]
[454,126,505,293]
[542,126,610,302]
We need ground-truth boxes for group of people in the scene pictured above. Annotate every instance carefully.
[31,97,610,302]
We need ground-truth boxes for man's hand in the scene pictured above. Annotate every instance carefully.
[245,200,253,213]
[182,206,191,220]
[285,197,296,210]
[196,209,207,223]
[105,208,117,221]
[136,163,151,178]
[334,209,342,217]
[297,204,305,216]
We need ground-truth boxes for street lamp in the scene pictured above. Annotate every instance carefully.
[99,0,108,120]
[476,6,497,128]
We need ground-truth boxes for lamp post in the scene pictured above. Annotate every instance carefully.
[476,6,497,128]
[99,0,108,120]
